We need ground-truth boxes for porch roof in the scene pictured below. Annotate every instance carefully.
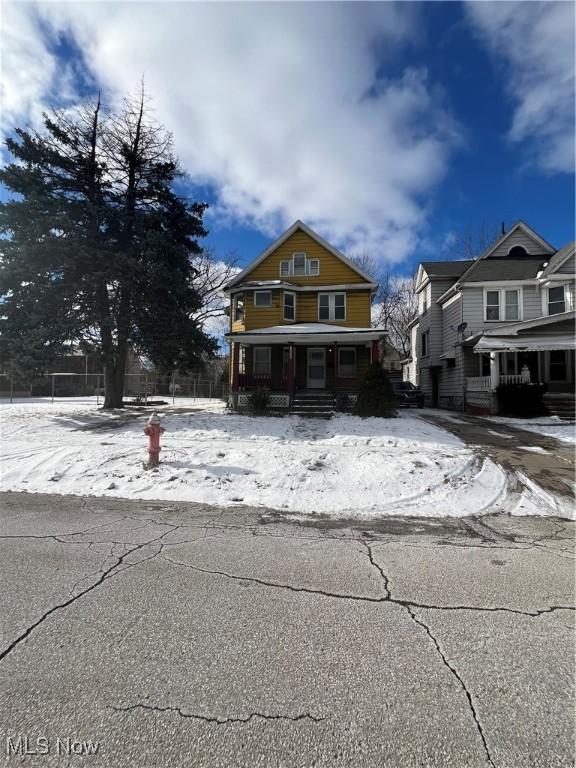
[474,333,575,353]
[226,323,387,345]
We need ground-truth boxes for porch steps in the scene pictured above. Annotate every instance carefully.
[543,393,576,421]
[290,391,335,419]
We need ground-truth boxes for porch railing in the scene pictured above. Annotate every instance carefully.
[466,376,491,392]
[466,370,531,392]
[237,373,288,390]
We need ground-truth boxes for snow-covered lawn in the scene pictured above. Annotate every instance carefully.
[489,415,576,445]
[0,397,510,518]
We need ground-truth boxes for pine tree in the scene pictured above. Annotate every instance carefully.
[353,361,397,418]
[0,89,217,407]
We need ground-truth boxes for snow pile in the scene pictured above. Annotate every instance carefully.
[1,397,509,517]
[489,415,576,445]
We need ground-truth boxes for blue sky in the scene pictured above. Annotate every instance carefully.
[2,2,574,276]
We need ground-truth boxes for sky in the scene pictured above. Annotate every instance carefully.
[1,1,575,277]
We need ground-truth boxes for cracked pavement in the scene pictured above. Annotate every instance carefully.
[0,491,574,767]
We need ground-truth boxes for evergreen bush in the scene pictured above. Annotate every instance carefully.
[496,383,548,417]
[248,387,271,416]
[353,362,397,418]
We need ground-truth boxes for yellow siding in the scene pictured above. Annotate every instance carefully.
[297,291,371,327]
[247,231,367,285]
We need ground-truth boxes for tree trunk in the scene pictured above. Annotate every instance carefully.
[102,348,128,409]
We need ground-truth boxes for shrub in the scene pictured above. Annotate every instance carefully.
[335,393,352,412]
[353,362,397,418]
[496,382,548,417]
[247,387,270,416]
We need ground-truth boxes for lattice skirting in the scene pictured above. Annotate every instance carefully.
[236,393,290,408]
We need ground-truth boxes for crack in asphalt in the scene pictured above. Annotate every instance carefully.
[0,524,180,665]
[404,605,496,768]
[159,552,574,618]
[111,703,323,724]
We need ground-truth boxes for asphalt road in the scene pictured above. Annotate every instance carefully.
[0,491,574,768]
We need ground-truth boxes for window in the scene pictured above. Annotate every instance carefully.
[283,291,296,321]
[485,290,500,321]
[234,293,244,322]
[238,346,246,374]
[293,253,306,276]
[508,245,528,257]
[254,290,271,307]
[446,358,456,369]
[484,288,521,321]
[278,253,320,277]
[549,351,567,381]
[253,347,271,375]
[421,330,429,357]
[318,293,346,321]
[480,353,491,377]
[548,285,566,315]
[504,290,519,320]
[338,348,356,377]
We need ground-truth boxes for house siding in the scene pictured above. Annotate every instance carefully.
[245,231,367,285]
[556,254,576,275]
[489,229,549,257]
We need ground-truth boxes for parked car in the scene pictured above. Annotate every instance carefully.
[392,381,425,408]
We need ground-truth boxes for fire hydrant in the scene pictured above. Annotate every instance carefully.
[144,412,165,468]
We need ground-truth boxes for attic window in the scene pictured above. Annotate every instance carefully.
[278,254,320,277]
[508,245,529,257]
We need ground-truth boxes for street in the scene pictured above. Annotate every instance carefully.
[0,491,573,767]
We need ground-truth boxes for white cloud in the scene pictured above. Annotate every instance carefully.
[466,1,575,174]
[2,2,461,263]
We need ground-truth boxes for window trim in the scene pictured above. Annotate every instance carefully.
[253,290,272,308]
[278,253,321,277]
[253,346,271,376]
[317,292,346,321]
[338,347,357,378]
[483,287,523,322]
[283,291,296,322]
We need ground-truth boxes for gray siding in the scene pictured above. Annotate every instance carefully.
[556,254,576,275]
[523,284,543,319]
[490,229,548,257]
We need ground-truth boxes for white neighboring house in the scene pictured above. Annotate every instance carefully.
[405,221,575,415]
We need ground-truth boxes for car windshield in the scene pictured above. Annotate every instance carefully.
[393,382,416,392]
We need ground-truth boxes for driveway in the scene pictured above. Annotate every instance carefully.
[418,410,575,504]
[0,491,574,767]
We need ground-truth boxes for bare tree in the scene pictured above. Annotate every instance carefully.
[190,248,239,327]
[372,272,418,358]
[450,221,502,261]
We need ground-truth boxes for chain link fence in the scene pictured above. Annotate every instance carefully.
[0,372,228,405]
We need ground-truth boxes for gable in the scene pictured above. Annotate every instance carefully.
[482,221,555,259]
[226,221,375,288]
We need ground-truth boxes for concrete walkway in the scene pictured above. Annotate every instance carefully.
[0,491,574,767]
[418,411,575,506]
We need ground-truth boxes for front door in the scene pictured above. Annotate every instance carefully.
[307,348,326,389]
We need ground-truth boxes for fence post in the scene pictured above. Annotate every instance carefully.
[209,381,212,399]
[51,375,55,404]
[193,379,197,401]
[172,371,176,405]
[10,377,13,404]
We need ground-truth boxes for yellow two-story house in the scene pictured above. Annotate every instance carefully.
[224,220,386,411]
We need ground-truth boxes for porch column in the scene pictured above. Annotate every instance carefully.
[371,339,380,364]
[231,343,240,391]
[333,343,338,380]
[287,343,295,394]
[489,351,500,390]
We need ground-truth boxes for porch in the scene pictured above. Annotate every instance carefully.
[226,323,386,411]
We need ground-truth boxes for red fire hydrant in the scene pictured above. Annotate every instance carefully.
[144,412,165,468]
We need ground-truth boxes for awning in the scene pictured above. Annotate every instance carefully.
[474,334,576,353]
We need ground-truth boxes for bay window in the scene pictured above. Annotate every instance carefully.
[318,292,346,321]
[234,293,245,322]
[254,290,271,307]
[283,291,296,321]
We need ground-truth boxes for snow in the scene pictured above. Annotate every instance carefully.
[0,396,565,519]
[489,415,576,445]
